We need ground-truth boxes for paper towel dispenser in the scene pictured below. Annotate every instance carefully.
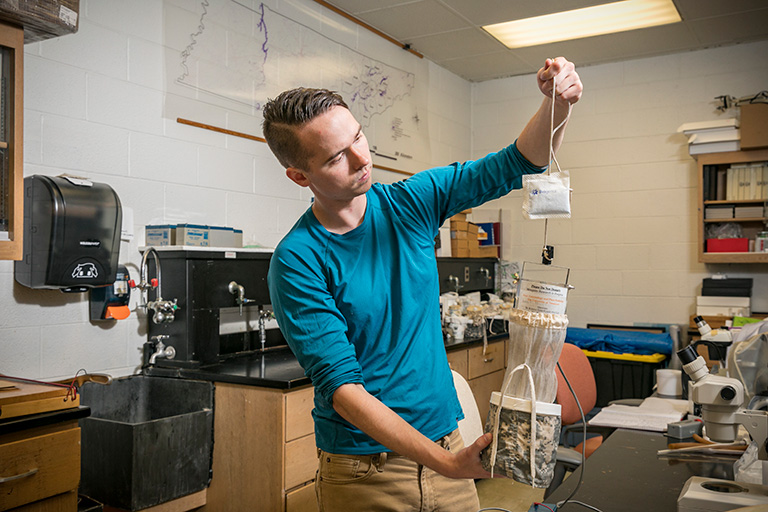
[14,175,122,292]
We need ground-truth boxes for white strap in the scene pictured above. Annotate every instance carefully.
[488,363,538,481]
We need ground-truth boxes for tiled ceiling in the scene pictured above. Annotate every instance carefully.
[320,0,768,82]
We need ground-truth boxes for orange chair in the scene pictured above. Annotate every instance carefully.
[545,342,613,498]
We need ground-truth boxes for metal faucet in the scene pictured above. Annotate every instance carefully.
[258,308,275,351]
[136,247,178,324]
[148,335,176,365]
[448,275,462,293]
[228,281,254,315]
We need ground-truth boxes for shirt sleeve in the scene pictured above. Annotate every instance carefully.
[268,241,364,405]
[385,141,545,238]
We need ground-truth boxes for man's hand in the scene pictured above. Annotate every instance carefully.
[537,57,583,106]
[332,383,496,480]
[439,431,496,480]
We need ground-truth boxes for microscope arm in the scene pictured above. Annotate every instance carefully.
[736,409,768,461]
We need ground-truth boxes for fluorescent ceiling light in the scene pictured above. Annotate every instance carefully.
[483,0,682,49]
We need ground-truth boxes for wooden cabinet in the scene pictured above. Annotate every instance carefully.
[203,383,318,512]
[446,338,507,423]
[697,149,768,263]
[0,422,80,511]
[0,21,23,260]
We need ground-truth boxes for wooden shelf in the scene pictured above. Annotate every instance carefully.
[704,218,767,223]
[697,148,768,264]
[0,22,23,261]
[701,252,768,263]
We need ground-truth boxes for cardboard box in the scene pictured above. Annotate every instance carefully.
[467,222,479,236]
[706,238,749,252]
[452,248,470,258]
[477,246,498,258]
[451,230,469,240]
[451,239,469,251]
[450,213,467,222]
[0,0,80,43]
[740,103,768,150]
[450,220,468,232]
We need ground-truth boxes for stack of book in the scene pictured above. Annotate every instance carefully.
[735,205,765,219]
[704,205,734,220]
[678,118,739,156]
[726,162,768,201]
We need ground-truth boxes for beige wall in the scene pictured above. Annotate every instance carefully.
[471,41,768,327]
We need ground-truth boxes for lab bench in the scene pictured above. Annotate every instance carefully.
[145,349,316,512]
[0,407,90,511]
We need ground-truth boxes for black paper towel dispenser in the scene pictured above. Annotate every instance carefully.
[14,175,122,292]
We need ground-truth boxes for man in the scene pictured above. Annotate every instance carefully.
[265,57,582,511]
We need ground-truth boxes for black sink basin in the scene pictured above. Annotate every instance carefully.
[79,375,214,511]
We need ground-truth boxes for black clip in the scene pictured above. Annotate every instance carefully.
[542,245,554,265]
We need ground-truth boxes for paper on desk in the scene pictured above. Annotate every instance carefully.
[589,397,689,432]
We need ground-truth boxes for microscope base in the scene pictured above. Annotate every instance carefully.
[678,476,768,511]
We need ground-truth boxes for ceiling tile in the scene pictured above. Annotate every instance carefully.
[321,0,416,15]
[437,52,536,82]
[687,10,768,45]
[406,28,504,61]
[673,0,768,20]
[356,0,470,40]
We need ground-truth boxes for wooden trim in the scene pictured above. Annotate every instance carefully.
[0,21,24,261]
[373,163,413,176]
[311,0,423,59]
[177,118,266,143]
[177,117,414,176]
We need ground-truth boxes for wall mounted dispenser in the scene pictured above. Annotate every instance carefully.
[14,175,122,292]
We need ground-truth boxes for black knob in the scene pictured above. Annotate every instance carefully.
[720,386,737,401]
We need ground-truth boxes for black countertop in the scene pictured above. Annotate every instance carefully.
[147,346,311,389]
[546,429,735,511]
[145,332,507,390]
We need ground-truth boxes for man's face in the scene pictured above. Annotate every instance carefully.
[290,106,373,204]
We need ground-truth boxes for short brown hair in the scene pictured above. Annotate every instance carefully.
[262,88,349,169]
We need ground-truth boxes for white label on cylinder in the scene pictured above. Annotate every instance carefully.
[516,280,568,314]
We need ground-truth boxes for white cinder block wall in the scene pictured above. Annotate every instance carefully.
[472,40,768,327]
[0,0,470,381]
[1,0,766,382]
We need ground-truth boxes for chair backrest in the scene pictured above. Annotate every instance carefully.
[452,370,484,445]
[556,343,597,425]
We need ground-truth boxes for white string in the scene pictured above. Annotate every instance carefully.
[543,70,573,258]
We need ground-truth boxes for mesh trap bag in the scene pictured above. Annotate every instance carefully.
[480,308,568,486]
[503,308,569,403]
[481,364,562,487]
[522,171,571,220]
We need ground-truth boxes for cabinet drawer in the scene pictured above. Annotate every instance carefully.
[285,386,314,442]
[285,434,317,491]
[286,482,318,512]
[0,427,80,510]
[467,341,505,379]
[446,349,468,379]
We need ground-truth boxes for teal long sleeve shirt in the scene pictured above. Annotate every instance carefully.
[267,142,543,454]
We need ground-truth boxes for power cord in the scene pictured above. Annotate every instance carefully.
[554,361,604,512]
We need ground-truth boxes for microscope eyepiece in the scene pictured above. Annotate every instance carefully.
[677,345,699,365]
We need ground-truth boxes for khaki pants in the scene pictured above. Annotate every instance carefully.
[315,430,480,512]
